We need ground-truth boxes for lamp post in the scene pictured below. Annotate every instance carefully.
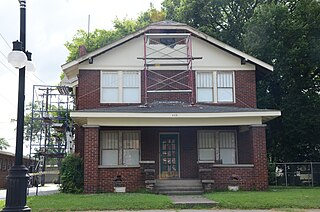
[3,0,32,211]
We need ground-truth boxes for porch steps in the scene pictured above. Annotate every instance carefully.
[155,179,204,195]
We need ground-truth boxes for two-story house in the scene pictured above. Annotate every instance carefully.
[62,21,280,193]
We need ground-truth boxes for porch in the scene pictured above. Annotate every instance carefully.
[79,125,268,193]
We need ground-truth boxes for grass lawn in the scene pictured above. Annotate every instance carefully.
[0,187,319,211]
[205,187,320,209]
[27,193,171,211]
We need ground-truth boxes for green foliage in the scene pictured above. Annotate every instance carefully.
[65,29,119,62]
[244,0,320,162]
[60,153,84,193]
[268,163,276,185]
[65,4,165,62]
[0,137,9,150]
[162,0,269,50]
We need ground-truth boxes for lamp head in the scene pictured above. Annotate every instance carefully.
[7,40,27,69]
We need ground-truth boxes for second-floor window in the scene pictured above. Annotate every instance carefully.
[101,71,141,103]
[196,71,234,103]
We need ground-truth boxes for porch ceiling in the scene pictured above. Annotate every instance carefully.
[71,103,281,127]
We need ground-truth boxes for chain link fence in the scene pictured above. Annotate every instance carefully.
[269,162,320,186]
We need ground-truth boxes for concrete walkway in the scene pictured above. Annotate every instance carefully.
[169,195,218,207]
[0,183,60,200]
[82,210,320,212]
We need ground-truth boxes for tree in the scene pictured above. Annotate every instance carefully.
[162,0,268,50]
[244,0,320,161]
[0,137,10,150]
[65,5,165,62]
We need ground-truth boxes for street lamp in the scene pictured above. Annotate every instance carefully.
[3,0,33,211]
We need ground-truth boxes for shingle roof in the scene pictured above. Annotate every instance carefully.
[76,102,277,114]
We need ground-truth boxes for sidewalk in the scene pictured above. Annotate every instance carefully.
[0,183,60,200]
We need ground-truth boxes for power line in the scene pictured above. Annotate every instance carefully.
[0,93,15,106]
[0,59,18,76]
[0,48,8,60]
[0,32,12,50]
[32,74,48,85]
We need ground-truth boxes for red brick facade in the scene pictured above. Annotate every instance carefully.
[81,125,268,193]
[76,69,257,110]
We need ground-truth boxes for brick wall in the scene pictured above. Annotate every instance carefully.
[251,125,268,190]
[75,126,84,158]
[77,70,100,110]
[198,125,268,191]
[98,167,143,192]
[234,70,256,108]
[81,125,267,193]
[0,152,33,188]
[83,126,99,193]
[77,69,257,109]
[211,166,255,190]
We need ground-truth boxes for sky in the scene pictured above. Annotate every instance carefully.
[0,0,162,154]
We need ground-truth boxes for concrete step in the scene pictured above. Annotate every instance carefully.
[156,186,203,190]
[158,190,204,195]
[155,179,204,195]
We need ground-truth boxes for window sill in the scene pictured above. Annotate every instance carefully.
[98,165,140,169]
[197,161,217,164]
[211,164,254,168]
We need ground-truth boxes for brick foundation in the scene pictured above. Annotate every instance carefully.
[98,167,143,192]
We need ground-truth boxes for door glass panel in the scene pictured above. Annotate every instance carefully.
[160,134,179,179]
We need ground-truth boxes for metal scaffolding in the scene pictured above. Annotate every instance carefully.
[139,33,202,105]
[28,85,74,186]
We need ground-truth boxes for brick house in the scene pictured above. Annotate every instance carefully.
[62,21,280,193]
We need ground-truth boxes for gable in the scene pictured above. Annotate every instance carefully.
[62,21,272,80]
[80,36,144,71]
[77,34,255,72]
[192,37,255,71]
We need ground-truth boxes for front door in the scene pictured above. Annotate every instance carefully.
[159,133,179,179]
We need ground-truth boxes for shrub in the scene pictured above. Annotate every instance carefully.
[60,153,84,193]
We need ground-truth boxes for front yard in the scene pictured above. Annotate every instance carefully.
[1,187,320,211]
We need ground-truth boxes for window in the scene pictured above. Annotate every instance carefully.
[100,131,140,166]
[196,71,234,103]
[198,130,237,164]
[101,71,140,103]
[197,72,214,102]
[217,72,234,102]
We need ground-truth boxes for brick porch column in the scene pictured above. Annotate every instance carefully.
[83,125,99,193]
[250,124,268,190]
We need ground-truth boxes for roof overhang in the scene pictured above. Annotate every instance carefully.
[71,110,281,127]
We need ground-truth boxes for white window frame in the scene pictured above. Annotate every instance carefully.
[100,130,141,167]
[196,71,235,103]
[197,130,237,164]
[100,71,141,103]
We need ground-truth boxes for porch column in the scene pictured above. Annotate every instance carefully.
[83,125,100,193]
[250,124,268,190]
